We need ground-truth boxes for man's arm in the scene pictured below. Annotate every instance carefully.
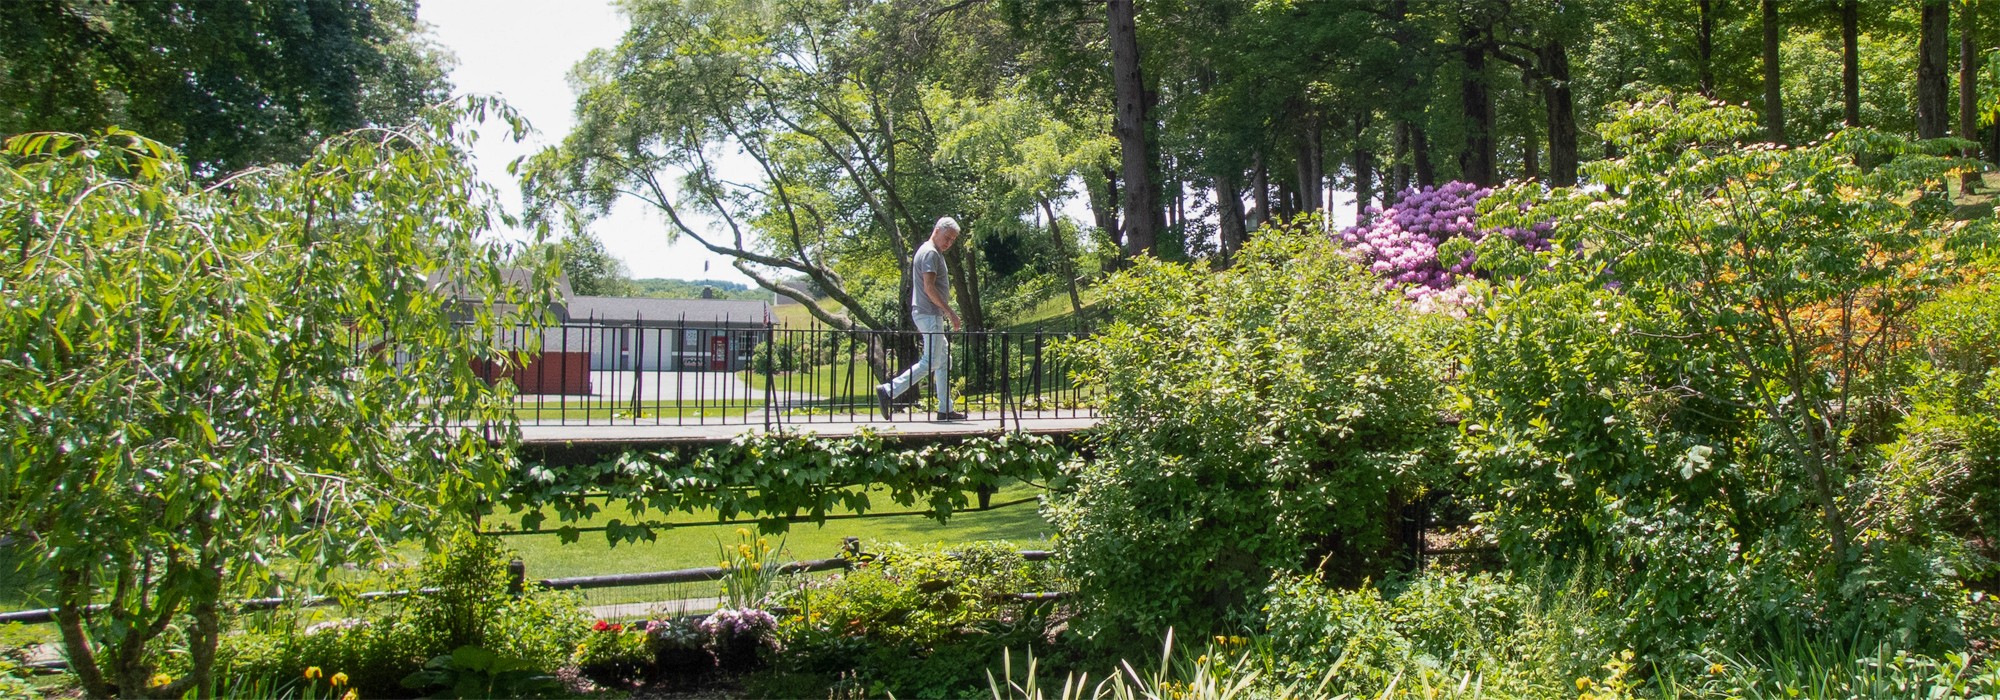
[922,271,962,330]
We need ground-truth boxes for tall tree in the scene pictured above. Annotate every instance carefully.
[1842,0,1861,126]
[1961,0,1982,161]
[1108,0,1167,257]
[553,230,634,298]
[0,0,451,173]
[1761,0,1787,143]
[1460,17,1499,186]
[1920,0,1953,138]
[1699,0,1718,96]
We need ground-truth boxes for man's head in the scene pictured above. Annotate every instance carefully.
[931,216,961,250]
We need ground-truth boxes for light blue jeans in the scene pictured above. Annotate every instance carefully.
[886,313,952,412]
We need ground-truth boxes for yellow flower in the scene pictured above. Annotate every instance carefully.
[341,690,359,700]
[331,672,349,686]
[1575,677,1591,690]
[1709,662,1726,675]
[719,560,732,569]
[148,673,173,688]
[305,667,324,681]
[736,527,751,538]
[739,544,752,558]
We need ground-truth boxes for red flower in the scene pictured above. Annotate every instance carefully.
[592,620,610,631]
[609,623,624,632]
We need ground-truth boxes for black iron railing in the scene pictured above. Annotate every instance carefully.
[475,320,1097,428]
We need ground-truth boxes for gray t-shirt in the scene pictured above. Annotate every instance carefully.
[910,240,950,316]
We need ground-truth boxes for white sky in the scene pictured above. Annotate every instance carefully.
[419,0,751,284]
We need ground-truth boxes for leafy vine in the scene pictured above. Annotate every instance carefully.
[489,430,1077,544]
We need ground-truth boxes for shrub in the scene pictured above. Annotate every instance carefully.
[1338,181,1553,311]
[1259,571,1603,697]
[572,620,652,688]
[1050,223,1452,643]
[1466,91,1981,657]
[773,542,1058,698]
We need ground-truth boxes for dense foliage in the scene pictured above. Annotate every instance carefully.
[1463,93,1989,656]
[0,0,452,173]
[0,101,553,696]
[1050,225,1451,643]
[773,542,1060,698]
[218,534,585,699]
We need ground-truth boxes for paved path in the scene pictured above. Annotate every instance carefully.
[518,410,1098,445]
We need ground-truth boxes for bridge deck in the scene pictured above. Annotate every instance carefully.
[517,410,1098,446]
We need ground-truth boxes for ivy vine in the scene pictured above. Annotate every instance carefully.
[488,430,1078,544]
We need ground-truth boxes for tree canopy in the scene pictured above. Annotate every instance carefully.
[0,0,453,173]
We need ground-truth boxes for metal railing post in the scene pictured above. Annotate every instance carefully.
[764,324,776,431]
[631,313,645,422]
[999,333,1011,431]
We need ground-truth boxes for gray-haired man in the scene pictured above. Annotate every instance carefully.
[877,217,967,421]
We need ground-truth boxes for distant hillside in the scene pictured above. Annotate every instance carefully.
[627,278,766,300]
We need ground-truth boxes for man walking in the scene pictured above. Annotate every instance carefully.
[877,217,967,421]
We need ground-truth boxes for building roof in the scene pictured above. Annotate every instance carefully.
[566,296,770,327]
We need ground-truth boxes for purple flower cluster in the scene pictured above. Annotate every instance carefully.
[699,607,777,641]
[1338,181,1553,309]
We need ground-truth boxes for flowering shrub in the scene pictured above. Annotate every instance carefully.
[703,608,779,672]
[1337,181,1553,310]
[700,607,779,642]
[573,620,652,688]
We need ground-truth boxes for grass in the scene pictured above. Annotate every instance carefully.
[1001,284,1108,333]
[745,362,878,401]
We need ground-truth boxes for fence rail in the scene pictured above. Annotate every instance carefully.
[473,320,1096,429]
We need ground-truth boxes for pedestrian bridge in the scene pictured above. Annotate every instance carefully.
[496,323,1099,453]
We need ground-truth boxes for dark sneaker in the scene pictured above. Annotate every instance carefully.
[934,410,968,422]
[875,384,895,420]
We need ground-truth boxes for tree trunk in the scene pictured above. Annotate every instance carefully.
[1961,0,1980,163]
[56,567,112,698]
[1699,0,1717,97]
[1412,123,1436,187]
[1089,167,1121,250]
[1990,120,2000,165]
[947,240,986,333]
[1919,0,1952,139]
[1539,41,1580,186]
[1390,121,1411,201]
[1761,0,1787,144]
[1351,115,1375,214]
[1460,23,1497,186]
[1295,124,1324,213]
[1250,150,1271,228]
[1040,198,1086,319]
[1842,0,1860,126]
[1214,167,1247,264]
[1108,0,1165,257]
[1523,123,1541,181]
